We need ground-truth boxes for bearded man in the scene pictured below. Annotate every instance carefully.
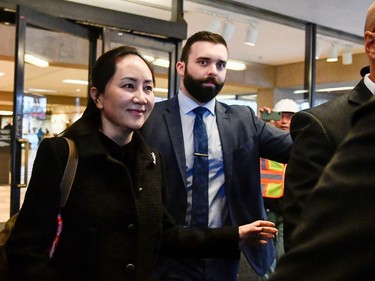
[141,31,292,281]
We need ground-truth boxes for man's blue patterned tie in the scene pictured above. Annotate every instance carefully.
[191,107,209,228]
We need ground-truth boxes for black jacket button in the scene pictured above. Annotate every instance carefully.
[125,263,135,273]
[128,224,137,233]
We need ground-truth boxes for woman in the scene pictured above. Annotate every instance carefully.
[6,46,277,281]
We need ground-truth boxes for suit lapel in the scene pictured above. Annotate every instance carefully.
[164,97,189,187]
[215,101,233,198]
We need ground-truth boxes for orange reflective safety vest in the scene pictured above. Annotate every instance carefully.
[260,158,286,199]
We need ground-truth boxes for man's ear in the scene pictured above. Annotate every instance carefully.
[176,61,185,77]
[90,87,103,109]
[365,31,375,59]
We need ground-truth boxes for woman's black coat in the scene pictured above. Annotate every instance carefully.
[6,130,239,281]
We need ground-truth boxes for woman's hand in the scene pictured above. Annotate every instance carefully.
[238,220,278,247]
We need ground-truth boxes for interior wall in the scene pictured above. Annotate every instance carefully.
[276,52,368,89]
[257,88,275,109]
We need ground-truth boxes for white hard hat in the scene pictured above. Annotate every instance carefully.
[273,99,299,113]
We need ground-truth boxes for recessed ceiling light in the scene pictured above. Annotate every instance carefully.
[154,87,168,93]
[63,79,89,85]
[293,86,353,94]
[0,110,12,115]
[226,60,247,71]
[24,54,49,67]
[143,55,155,62]
[28,88,57,93]
[152,58,170,68]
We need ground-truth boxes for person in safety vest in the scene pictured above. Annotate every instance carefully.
[259,99,299,272]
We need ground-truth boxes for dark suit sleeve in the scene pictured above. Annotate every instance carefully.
[245,105,292,164]
[270,97,375,281]
[160,209,240,259]
[283,111,335,251]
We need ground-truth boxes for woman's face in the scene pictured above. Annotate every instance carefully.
[92,54,154,144]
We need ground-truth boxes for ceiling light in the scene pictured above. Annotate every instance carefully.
[315,42,323,59]
[293,86,353,94]
[318,86,353,92]
[142,54,155,62]
[342,51,352,65]
[28,88,57,93]
[217,95,237,99]
[222,21,235,42]
[326,44,338,62]
[244,26,258,46]
[342,46,352,65]
[152,58,170,68]
[0,110,12,115]
[154,87,168,93]
[293,89,308,94]
[208,16,222,33]
[226,60,247,71]
[24,54,49,67]
[63,79,89,85]
[0,72,5,77]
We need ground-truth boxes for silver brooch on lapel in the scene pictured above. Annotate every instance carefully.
[151,152,156,165]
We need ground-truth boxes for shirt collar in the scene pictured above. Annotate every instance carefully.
[364,74,375,95]
[177,89,216,116]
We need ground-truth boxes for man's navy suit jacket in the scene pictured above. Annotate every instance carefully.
[141,96,292,275]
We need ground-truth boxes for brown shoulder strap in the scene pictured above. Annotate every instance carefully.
[59,137,78,209]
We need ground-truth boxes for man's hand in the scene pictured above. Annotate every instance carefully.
[258,106,272,117]
[238,220,277,247]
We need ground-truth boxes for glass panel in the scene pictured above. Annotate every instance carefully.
[23,26,88,142]
[105,30,173,101]
[314,33,365,107]
[184,2,306,112]
[22,26,89,191]
[0,19,90,221]
[263,23,306,112]
[0,20,14,223]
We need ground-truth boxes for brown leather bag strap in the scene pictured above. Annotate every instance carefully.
[59,137,78,209]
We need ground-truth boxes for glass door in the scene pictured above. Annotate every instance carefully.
[9,5,97,216]
[0,9,16,223]
[102,28,179,101]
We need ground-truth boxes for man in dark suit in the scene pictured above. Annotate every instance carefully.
[268,95,375,281]
[283,1,375,251]
[141,31,292,281]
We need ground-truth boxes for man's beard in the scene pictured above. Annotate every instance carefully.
[183,70,224,104]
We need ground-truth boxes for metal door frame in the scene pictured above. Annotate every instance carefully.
[10,5,97,215]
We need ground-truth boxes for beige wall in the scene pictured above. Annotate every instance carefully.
[257,88,276,109]
[276,52,368,88]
